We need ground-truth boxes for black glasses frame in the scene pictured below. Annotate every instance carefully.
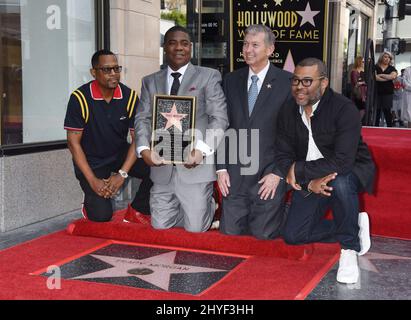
[95,66,123,74]
[291,76,325,87]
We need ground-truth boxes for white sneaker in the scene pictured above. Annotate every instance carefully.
[336,249,359,284]
[358,212,371,256]
[210,220,220,230]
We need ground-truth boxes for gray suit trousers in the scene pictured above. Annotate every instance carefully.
[150,166,215,233]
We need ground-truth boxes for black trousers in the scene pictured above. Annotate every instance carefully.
[282,172,361,252]
[75,156,152,222]
[220,178,287,240]
[375,94,393,127]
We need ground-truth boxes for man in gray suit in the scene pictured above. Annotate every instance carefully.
[135,26,228,233]
[216,24,293,240]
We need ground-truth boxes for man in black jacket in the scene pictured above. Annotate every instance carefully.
[275,58,375,284]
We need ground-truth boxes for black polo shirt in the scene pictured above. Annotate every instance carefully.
[64,80,139,169]
[375,64,397,95]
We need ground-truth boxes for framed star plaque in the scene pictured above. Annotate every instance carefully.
[151,95,197,164]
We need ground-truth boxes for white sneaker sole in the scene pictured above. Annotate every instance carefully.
[358,212,371,256]
[81,196,88,220]
[336,272,359,284]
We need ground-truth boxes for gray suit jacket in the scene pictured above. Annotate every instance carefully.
[135,63,229,185]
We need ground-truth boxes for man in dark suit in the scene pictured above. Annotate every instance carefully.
[216,24,293,240]
[275,58,375,284]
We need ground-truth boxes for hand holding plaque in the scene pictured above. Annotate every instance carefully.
[184,149,204,169]
[151,95,196,164]
[140,149,165,167]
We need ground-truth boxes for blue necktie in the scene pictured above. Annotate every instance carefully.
[248,75,259,115]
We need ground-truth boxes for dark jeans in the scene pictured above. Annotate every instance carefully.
[75,156,152,222]
[282,172,361,252]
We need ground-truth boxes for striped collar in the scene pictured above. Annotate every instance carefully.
[90,80,123,101]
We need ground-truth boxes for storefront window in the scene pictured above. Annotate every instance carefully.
[160,0,188,67]
[342,6,370,98]
[188,0,229,75]
[0,0,95,146]
[160,0,229,74]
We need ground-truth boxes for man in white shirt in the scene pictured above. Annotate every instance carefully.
[401,66,411,128]
[275,58,375,284]
[134,26,228,232]
[216,24,293,240]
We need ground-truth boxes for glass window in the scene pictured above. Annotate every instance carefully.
[0,0,96,146]
[359,13,369,56]
[160,0,188,67]
[342,6,368,98]
[160,0,229,74]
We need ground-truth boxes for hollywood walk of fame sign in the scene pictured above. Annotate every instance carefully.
[151,95,196,164]
[230,0,329,72]
[36,243,247,295]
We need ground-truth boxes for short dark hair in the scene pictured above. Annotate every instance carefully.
[296,57,328,77]
[91,49,116,68]
[164,25,192,45]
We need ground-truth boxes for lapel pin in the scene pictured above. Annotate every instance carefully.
[267,84,272,89]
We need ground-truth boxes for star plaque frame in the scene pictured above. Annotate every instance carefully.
[151,95,197,164]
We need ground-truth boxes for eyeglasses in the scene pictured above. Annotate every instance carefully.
[291,77,325,87]
[95,66,123,74]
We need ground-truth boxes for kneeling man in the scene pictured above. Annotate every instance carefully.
[275,58,375,284]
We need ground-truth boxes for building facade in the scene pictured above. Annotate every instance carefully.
[375,1,411,71]
[0,0,381,232]
[0,0,160,232]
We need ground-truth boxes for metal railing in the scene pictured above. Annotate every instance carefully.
[364,38,377,126]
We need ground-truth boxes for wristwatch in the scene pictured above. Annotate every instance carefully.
[118,169,129,179]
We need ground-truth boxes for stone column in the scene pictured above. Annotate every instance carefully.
[110,0,161,94]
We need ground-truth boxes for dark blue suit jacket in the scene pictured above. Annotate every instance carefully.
[216,64,293,193]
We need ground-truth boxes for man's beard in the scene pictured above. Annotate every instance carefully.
[304,87,322,107]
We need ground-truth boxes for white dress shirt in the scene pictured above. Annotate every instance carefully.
[247,61,270,94]
[299,101,324,161]
[166,64,189,94]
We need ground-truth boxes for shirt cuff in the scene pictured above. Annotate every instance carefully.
[195,140,214,157]
[137,146,150,158]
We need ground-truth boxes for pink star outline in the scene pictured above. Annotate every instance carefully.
[160,103,188,131]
